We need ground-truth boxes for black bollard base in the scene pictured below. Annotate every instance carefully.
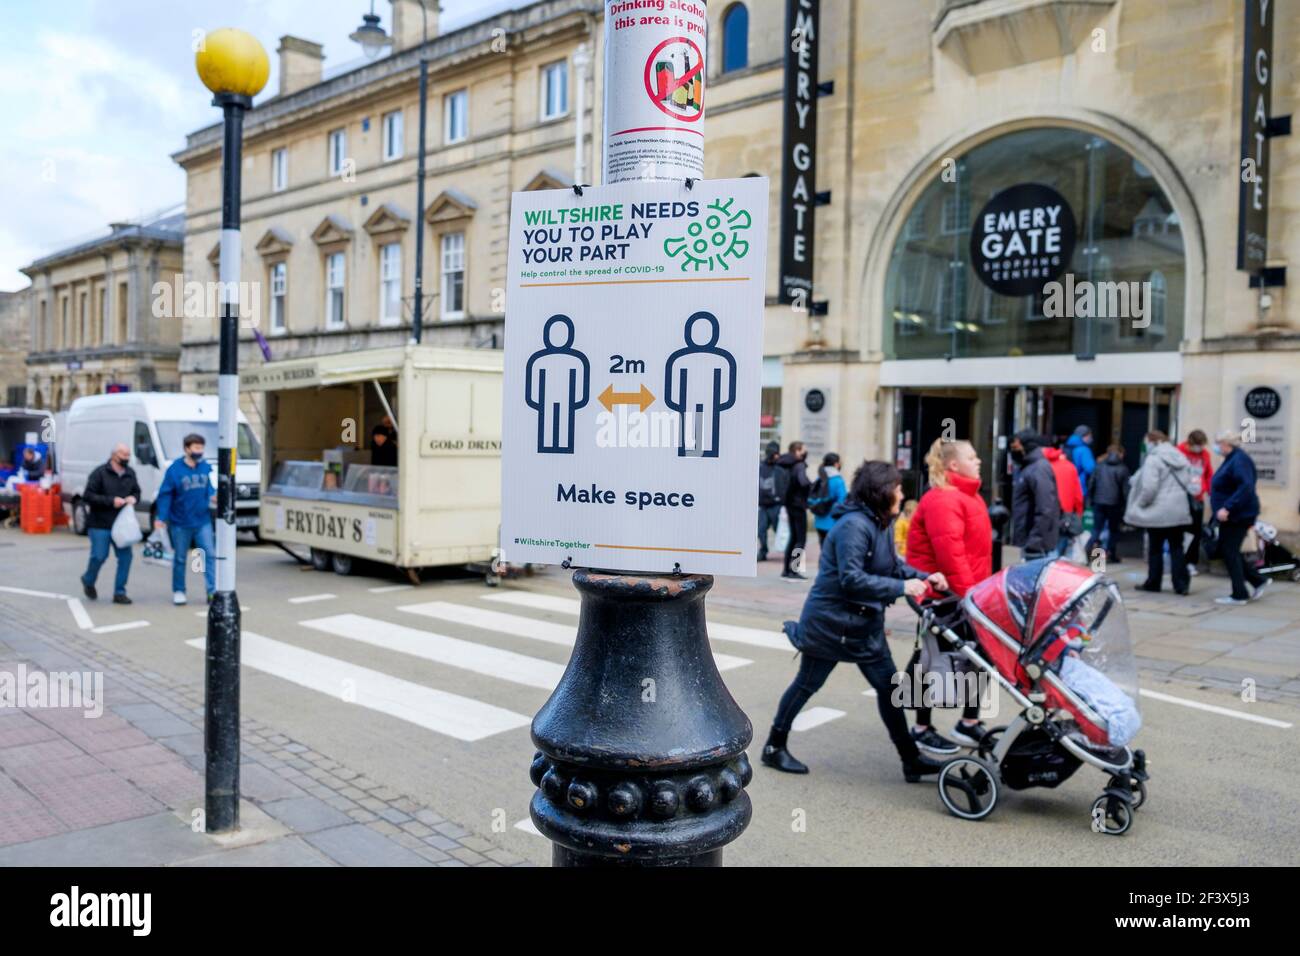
[529,570,753,866]
[205,590,241,832]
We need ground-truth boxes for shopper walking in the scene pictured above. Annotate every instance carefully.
[777,441,811,579]
[1045,442,1084,558]
[154,433,216,606]
[1066,425,1095,502]
[1086,444,1130,562]
[904,438,992,754]
[1210,430,1269,606]
[809,452,847,546]
[762,460,948,781]
[1125,430,1195,595]
[1009,430,1060,560]
[757,440,787,561]
[79,443,140,605]
[1178,429,1213,571]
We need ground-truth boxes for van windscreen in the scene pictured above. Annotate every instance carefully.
[156,421,260,461]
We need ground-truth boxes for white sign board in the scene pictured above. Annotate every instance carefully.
[602,0,707,184]
[501,177,769,576]
[1237,383,1290,486]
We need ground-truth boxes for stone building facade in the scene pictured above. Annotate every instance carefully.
[174,0,1300,531]
[0,291,31,408]
[20,212,185,410]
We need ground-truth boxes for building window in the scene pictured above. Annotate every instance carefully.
[540,60,568,120]
[722,3,749,73]
[884,126,1186,362]
[78,292,88,347]
[328,128,347,176]
[380,242,402,325]
[270,262,287,334]
[325,252,346,329]
[272,148,288,191]
[38,300,46,350]
[444,89,468,144]
[99,287,108,344]
[116,282,128,344]
[382,110,404,161]
[440,232,465,319]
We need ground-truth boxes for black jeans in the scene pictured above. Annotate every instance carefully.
[1218,519,1266,600]
[1186,499,1205,564]
[905,647,979,725]
[757,504,781,559]
[1086,503,1125,559]
[772,652,918,761]
[1144,526,1189,594]
[783,505,808,574]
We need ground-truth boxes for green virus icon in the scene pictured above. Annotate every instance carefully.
[664,197,752,272]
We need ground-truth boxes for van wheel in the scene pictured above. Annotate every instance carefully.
[71,499,89,536]
[310,548,331,571]
[331,553,353,576]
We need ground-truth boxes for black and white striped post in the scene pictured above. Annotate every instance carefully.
[195,28,268,833]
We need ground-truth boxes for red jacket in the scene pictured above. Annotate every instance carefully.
[1044,448,1084,515]
[1177,441,1213,502]
[906,472,992,597]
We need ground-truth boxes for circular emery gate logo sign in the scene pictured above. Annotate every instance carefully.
[1243,386,1281,419]
[804,389,826,413]
[969,183,1076,296]
[644,37,704,122]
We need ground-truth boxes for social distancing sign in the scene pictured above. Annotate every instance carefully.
[502,177,769,576]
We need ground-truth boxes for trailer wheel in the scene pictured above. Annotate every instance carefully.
[310,548,331,571]
[71,499,89,536]
[331,552,353,576]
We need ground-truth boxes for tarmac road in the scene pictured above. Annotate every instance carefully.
[2,525,1296,866]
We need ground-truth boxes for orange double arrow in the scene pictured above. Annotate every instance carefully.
[598,383,655,412]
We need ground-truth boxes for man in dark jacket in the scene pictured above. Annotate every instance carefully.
[757,440,787,561]
[1210,430,1266,605]
[777,441,811,578]
[1085,443,1131,562]
[1009,429,1060,559]
[80,443,141,604]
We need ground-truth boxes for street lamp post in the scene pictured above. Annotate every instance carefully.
[194,27,269,833]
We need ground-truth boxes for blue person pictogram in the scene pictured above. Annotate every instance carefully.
[526,314,590,454]
[664,311,736,458]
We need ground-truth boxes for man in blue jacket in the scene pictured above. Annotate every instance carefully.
[154,433,215,605]
[1210,429,1267,606]
[1066,425,1095,502]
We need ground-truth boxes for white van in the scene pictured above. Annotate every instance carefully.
[61,393,262,536]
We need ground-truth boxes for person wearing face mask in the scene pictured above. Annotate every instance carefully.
[762,460,949,782]
[154,434,216,606]
[904,438,993,754]
[80,443,141,604]
[1177,429,1214,572]
[1009,429,1060,560]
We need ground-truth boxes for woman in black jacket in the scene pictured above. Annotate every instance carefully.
[761,461,949,782]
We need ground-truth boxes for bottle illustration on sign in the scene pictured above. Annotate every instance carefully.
[664,311,736,459]
[526,314,590,454]
[648,39,704,119]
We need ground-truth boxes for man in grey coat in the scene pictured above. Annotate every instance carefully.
[1010,430,1060,560]
[1125,430,1196,595]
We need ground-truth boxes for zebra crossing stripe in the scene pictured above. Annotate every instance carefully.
[300,613,565,690]
[791,707,846,732]
[398,600,752,672]
[482,590,788,651]
[185,632,530,741]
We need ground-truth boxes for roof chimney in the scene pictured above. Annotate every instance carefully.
[390,0,439,52]
[277,36,324,96]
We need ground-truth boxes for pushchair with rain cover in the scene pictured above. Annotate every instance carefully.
[911,558,1150,835]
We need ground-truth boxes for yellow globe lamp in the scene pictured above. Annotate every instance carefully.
[195,28,269,98]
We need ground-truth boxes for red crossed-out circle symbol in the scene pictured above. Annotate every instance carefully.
[643,37,705,122]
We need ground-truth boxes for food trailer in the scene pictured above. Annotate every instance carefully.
[246,345,503,581]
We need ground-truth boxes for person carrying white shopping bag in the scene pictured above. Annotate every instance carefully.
[79,443,142,605]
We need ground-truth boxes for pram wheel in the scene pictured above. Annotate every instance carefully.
[938,757,999,821]
[977,725,1008,759]
[1090,794,1133,835]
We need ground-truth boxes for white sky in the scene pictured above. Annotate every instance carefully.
[0,0,526,290]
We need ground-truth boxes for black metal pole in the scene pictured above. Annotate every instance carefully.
[205,92,250,833]
[529,571,752,865]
